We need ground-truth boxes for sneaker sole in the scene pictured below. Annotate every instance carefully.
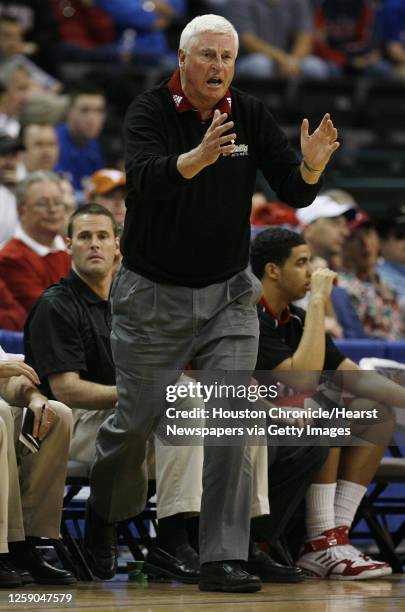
[328,572,390,581]
[299,566,389,581]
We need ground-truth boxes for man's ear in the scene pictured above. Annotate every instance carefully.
[264,261,279,280]
[66,237,72,255]
[178,48,186,68]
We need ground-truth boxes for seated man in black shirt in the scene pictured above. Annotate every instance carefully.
[24,203,202,583]
[250,227,404,580]
[25,203,303,585]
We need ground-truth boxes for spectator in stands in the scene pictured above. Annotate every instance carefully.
[251,227,395,580]
[338,210,405,341]
[0,16,61,92]
[377,208,405,301]
[19,92,68,128]
[226,0,326,79]
[20,123,59,176]
[0,355,75,587]
[96,0,186,68]
[49,0,119,64]
[314,0,392,79]
[379,0,405,79]
[0,61,32,137]
[297,194,356,270]
[55,85,106,192]
[0,171,71,330]
[0,133,23,246]
[0,1,59,77]
[0,15,29,58]
[296,194,364,339]
[86,169,126,230]
[250,201,298,228]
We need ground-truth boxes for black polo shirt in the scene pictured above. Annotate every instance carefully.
[24,270,115,399]
[122,78,321,287]
[256,301,345,372]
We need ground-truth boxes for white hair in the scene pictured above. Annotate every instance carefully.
[15,170,61,209]
[179,14,239,54]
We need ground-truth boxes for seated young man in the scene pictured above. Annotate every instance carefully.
[250,227,401,580]
[0,356,74,587]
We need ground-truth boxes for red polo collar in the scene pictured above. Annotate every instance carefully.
[259,297,291,326]
[167,69,232,120]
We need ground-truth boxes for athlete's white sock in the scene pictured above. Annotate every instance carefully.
[305,482,337,539]
[334,479,367,528]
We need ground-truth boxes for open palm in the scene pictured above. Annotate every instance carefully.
[301,113,339,172]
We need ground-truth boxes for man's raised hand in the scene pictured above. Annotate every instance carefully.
[301,113,339,174]
[310,268,338,304]
[197,110,237,165]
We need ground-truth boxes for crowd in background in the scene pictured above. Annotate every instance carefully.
[0,0,405,340]
[1,3,405,591]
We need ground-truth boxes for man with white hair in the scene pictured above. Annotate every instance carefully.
[86,14,338,592]
[0,171,71,329]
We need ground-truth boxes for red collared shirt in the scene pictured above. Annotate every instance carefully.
[167,68,232,121]
[259,296,291,327]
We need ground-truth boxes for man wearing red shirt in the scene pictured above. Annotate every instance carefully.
[0,170,70,329]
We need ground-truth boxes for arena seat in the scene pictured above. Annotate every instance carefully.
[289,78,357,128]
[233,76,289,122]
[359,81,405,137]
[62,461,158,580]
[353,448,405,573]
[334,339,387,363]
[0,329,24,355]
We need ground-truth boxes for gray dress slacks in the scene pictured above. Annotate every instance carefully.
[90,266,262,563]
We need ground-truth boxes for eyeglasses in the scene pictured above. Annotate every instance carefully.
[32,199,65,210]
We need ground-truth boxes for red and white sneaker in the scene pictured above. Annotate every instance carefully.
[335,526,392,577]
[298,526,390,580]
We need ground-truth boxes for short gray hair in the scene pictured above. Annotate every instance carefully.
[0,58,29,88]
[179,14,238,54]
[15,170,62,209]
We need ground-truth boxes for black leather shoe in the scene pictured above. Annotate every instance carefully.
[145,544,200,584]
[199,561,262,592]
[84,501,117,580]
[16,568,34,585]
[241,544,304,583]
[0,554,22,588]
[8,541,76,585]
[5,557,33,585]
